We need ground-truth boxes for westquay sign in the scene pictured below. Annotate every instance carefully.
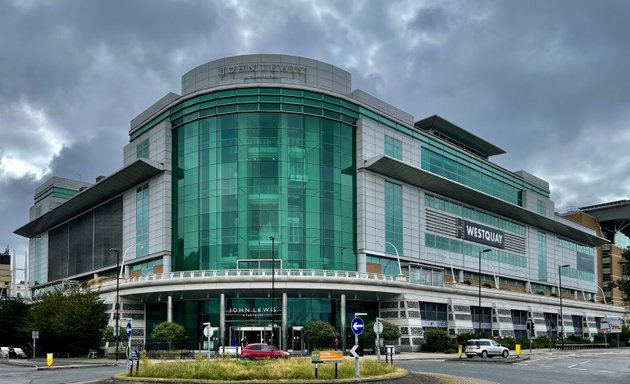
[458,219,505,249]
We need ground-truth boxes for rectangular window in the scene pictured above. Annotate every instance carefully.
[384,135,402,160]
[537,199,546,215]
[136,184,149,257]
[136,139,150,159]
[538,231,547,281]
[385,181,403,256]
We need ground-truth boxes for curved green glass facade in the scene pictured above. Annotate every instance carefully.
[172,87,356,272]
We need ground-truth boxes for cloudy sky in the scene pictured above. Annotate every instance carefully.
[2,0,630,274]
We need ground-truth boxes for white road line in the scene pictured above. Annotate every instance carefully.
[579,360,590,365]
[598,370,617,374]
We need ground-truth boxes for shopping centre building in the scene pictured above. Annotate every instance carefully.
[15,54,628,352]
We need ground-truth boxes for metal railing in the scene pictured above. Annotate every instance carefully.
[126,268,401,283]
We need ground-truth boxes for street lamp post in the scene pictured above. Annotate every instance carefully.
[478,248,491,336]
[558,264,570,350]
[109,248,121,361]
[377,241,405,281]
[269,236,275,347]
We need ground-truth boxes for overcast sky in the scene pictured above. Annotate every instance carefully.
[2,0,630,275]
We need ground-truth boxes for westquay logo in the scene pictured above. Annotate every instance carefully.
[219,63,307,76]
[458,219,505,248]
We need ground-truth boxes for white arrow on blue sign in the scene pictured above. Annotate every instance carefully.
[351,317,365,335]
[126,322,132,337]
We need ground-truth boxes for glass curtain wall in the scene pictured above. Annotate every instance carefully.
[173,108,355,272]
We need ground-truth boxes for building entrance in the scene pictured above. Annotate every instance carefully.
[290,326,304,353]
[230,326,279,347]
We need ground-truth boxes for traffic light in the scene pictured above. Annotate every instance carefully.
[526,321,531,332]
[530,320,535,334]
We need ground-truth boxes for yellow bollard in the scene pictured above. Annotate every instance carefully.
[458,345,462,359]
[515,344,521,358]
[46,353,53,367]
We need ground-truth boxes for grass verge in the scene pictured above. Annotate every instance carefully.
[123,356,402,381]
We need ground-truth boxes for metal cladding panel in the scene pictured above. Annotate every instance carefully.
[15,159,163,238]
[363,155,607,247]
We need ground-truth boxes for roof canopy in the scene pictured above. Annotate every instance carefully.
[364,155,607,247]
[15,159,163,238]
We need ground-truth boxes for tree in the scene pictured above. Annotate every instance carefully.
[28,287,107,356]
[303,320,339,351]
[101,326,129,344]
[151,321,187,350]
[612,247,630,298]
[0,298,30,348]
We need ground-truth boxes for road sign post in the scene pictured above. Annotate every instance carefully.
[374,318,383,361]
[32,330,39,359]
[203,322,212,360]
[351,313,366,378]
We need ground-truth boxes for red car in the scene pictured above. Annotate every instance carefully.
[240,343,290,360]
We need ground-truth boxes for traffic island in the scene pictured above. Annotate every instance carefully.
[108,357,407,383]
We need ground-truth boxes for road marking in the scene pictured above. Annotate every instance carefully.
[579,360,590,365]
[598,370,617,374]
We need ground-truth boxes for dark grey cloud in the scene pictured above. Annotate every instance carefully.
[1,0,630,262]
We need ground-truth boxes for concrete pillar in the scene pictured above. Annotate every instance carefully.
[282,293,288,351]
[167,296,173,322]
[163,255,172,274]
[220,293,225,352]
[458,270,464,283]
[340,294,346,352]
[124,265,131,279]
[357,252,367,273]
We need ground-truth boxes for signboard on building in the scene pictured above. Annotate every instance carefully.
[458,220,505,249]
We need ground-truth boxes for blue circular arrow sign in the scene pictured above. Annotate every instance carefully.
[351,317,365,335]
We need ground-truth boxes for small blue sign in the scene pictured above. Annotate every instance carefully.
[126,322,132,337]
[351,317,364,335]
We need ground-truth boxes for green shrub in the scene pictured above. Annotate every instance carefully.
[422,329,451,352]
[457,333,478,345]
[498,337,516,350]
[362,320,401,348]
[532,336,553,349]
[302,320,339,351]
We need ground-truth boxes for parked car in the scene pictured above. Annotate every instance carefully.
[464,339,509,358]
[240,343,290,360]
[0,347,10,358]
[12,347,27,358]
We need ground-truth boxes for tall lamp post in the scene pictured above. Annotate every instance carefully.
[377,241,405,281]
[109,248,121,361]
[478,248,491,336]
[268,236,275,347]
[558,264,570,351]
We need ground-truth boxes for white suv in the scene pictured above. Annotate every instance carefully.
[464,339,509,358]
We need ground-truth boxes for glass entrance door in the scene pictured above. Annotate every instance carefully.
[291,326,303,353]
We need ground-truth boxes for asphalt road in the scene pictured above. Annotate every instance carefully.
[398,350,630,384]
[0,363,124,384]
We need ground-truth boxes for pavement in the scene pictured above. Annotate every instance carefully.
[1,347,627,370]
